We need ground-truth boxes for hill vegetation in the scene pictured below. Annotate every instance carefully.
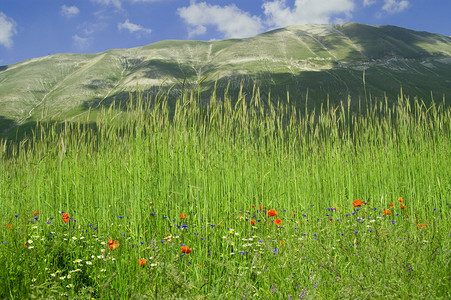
[1,23,451,137]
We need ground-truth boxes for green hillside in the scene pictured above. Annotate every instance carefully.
[1,23,451,136]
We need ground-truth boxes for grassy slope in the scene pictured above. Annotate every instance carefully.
[1,23,451,136]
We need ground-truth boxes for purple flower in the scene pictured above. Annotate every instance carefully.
[299,288,307,298]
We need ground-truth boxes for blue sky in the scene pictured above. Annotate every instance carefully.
[0,0,449,66]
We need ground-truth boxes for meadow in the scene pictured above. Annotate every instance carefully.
[0,88,450,299]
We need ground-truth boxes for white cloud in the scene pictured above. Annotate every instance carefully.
[78,21,108,35]
[60,5,80,18]
[382,0,409,13]
[72,34,92,49]
[263,0,355,28]
[177,1,264,38]
[363,0,376,6]
[90,0,122,9]
[118,19,152,35]
[0,11,17,48]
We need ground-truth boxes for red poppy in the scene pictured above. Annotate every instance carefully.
[398,197,404,203]
[274,218,282,226]
[138,259,147,266]
[5,223,12,228]
[389,202,394,208]
[267,210,278,217]
[108,239,119,250]
[400,204,406,209]
[353,200,363,207]
[382,209,392,215]
[250,219,256,225]
[180,213,188,219]
[62,213,70,223]
[33,211,39,216]
[181,246,192,254]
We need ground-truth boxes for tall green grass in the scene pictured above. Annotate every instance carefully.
[0,88,450,298]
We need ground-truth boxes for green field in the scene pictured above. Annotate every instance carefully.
[0,89,450,299]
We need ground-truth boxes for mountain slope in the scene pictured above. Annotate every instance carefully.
[1,23,451,134]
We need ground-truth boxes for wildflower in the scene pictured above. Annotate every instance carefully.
[62,213,70,223]
[250,219,256,226]
[389,202,394,208]
[353,200,363,207]
[334,207,340,211]
[180,213,188,219]
[108,239,119,250]
[417,223,427,228]
[33,211,39,216]
[382,209,391,215]
[138,259,147,266]
[400,204,406,209]
[267,210,278,217]
[398,197,404,203]
[86,261,92,265]
[4,223,11,229]
[181,246,192,253]
[274,218,282,226]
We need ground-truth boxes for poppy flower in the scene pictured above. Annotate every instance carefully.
[417,223,427,228]
[138,259,147,266]
[108,239,119,250]
[181,246,192,254]
[267,210,278,217]
[62,213,70,223]
[400,204,406,209]
[180,213,188,219]
[398,197,404,203]
[334,207,340,211]
[274,218,282,226]
[250,219,256,226]
[33,211,39,216]
[353,200,363,207]
[5,223,12,229]
[382,209,392,215]
[389,202,394,208]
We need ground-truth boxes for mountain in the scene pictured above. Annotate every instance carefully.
[1,23,451,135]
